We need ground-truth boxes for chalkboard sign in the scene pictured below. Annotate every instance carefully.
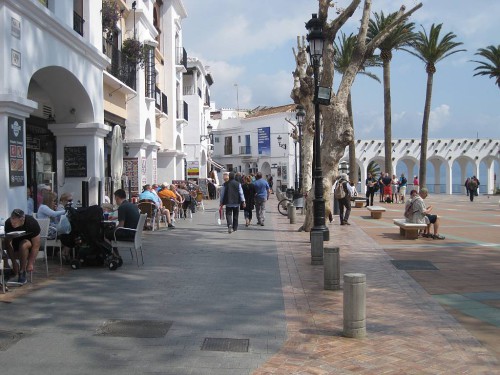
[198,178,209,198]
[64,146,87,177]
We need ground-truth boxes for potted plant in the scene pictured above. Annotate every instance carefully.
[122,38,148,68]
[102,0,121,40]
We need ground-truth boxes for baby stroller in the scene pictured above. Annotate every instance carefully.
[64,204,122,271]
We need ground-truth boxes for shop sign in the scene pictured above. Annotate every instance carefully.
[8,117,25,186]
[124,157,139,195]
[187,161,199,177]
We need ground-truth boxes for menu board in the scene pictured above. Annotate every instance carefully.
[64,146,87,177]
[8,117,25,186]
[198,178,209,197]
[123,157,139,195]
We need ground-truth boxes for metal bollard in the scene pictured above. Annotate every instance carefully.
[324,247,340,290]
[343,273,366,338]
[310,231,323,265]
[288,202,296,224]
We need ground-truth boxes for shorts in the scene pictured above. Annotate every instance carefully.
[399,186,407,196]
[426,214,437,224]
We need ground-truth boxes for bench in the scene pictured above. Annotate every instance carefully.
[367,206,386,219]
[393,219,428,240]
[351,197,366,208]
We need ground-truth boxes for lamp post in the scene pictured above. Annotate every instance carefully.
[200,123,213,142]
[295,104,305,193]
[306,13,329,241]
[277,135,287,150]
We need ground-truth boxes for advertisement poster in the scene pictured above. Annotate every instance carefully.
[123,158,139,195]
[187,161,200,177]
[258,127,270,156]
[8,117,25,186]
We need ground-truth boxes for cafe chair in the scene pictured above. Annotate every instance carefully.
[46,231,63,266]
[195,191,205,211]
[35,218,51,279]
[111,214,147,267]
[137,200,158,231]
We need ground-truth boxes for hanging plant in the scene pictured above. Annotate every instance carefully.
[102,0,121,40]
[122,38,148,68]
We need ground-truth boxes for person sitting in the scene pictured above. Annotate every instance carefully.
[105,189,140,243]
[405,188,445,239]
[37,191,65,239]
[4,209,41,284]
[176,184,194,218]
[139,184,175,228]
[27,186,34,215]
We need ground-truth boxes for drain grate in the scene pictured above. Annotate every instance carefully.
[0,330,25,351]
[95,320,172,338]
[201,338,249,353]
[391,260,439,271]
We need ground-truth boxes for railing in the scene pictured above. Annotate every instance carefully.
[176,100,188,121]
[73,12,84,36]
[175,47,187,69]
[183,86,195,95]
[239,146,251,155]
[102,38,137,90]
[161,93,168,115]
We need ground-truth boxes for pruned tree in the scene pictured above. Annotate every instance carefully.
[291,0,422,232]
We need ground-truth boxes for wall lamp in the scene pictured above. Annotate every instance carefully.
[277,135,287,150]
[124,144,130,156]
[200,123,213,141]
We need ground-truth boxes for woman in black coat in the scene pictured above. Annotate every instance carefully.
[242,175,256,226]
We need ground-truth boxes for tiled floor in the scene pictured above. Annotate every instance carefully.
[254,193,499,374]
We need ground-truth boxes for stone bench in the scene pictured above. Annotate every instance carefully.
[351,197,366,208]
[393,219,428,240]
[367,206,386,219]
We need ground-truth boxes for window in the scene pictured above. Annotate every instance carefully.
[214,137,219,143]
[238,136,241,143]
[224,137,232,155]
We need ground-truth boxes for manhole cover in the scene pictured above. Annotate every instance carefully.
[201,338,249,353]
[95,320,172,338]
[0,330,25,351]
[391,260,439,271]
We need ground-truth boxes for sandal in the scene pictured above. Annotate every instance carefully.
[433,234,445,240]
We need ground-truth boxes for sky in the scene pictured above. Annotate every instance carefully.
[181,0,500,141]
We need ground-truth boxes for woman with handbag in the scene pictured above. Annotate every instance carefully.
[365,173,377,207]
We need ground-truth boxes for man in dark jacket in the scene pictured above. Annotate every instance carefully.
[220,172,245,233]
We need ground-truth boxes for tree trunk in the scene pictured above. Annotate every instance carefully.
[383,57,393,174]
[347,93,357,184]
[419,71,434,189]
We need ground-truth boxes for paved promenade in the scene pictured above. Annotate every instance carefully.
[1,193,499,374]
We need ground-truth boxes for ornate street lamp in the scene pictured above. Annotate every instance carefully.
[277,135,287,150]
[200,123,213,142]
[295,104,305,192]
[306,13,329,241]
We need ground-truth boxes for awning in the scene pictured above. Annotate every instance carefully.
[208,158,225,171]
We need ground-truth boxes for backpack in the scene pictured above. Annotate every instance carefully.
[334,180,346,200]
[404,201,414,220]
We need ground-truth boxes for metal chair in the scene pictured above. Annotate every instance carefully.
[46,231,63,266]
[195,191,205,211]
[111,214,147,267]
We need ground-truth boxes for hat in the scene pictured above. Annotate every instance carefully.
[38,183,50,190]
[341,173,348,180]
[161,182,169,188]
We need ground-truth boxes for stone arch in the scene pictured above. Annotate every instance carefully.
[452,156,475,194]
[260,161,271,178]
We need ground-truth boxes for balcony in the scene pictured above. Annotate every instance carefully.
[183,85,196,96]
[176,100,188,121]
[239,146,252,155]
[175,47,187,70]
[73,12,84,36]
[103,38,137,90]
[162,93,168,115]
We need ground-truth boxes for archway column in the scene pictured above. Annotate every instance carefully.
[445,161,453,195]
[0,95,38,217]
[485,159,495,194]
[49,122,111,205]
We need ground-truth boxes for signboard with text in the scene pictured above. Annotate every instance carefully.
[8,117,25,186]
[187,161,200,177]
[64,146,87,177]
[123,157,139,195]
[258,127,270,156]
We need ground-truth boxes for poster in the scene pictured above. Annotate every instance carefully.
[8,117,25,186]
[187,161,200,177]
[258,127,270,156]
[123,157,139,195]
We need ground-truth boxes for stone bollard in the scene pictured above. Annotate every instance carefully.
[343,273,366,338]
[324,247,340,290]
[310,231,323,265]
[288,202,296,224]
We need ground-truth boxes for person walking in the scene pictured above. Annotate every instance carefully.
[220,172,245,233]
[399,173,408,203]
[467,177,478,202]
[335,173,352,225]
[413,175,419,193]
[365,173,377,207]
[242,175,256,227]
[464,177,470,196]
[253,172,270,226]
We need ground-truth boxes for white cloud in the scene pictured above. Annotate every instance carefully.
[428,104,450,131]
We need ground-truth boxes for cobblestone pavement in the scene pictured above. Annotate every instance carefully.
[254,193,499,374]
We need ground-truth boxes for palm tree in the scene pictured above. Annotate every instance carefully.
[367,160,381,177]
[333,32,381,183]
[367,12,415,176]
[404,23,465,189]
[472,45,500,89]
